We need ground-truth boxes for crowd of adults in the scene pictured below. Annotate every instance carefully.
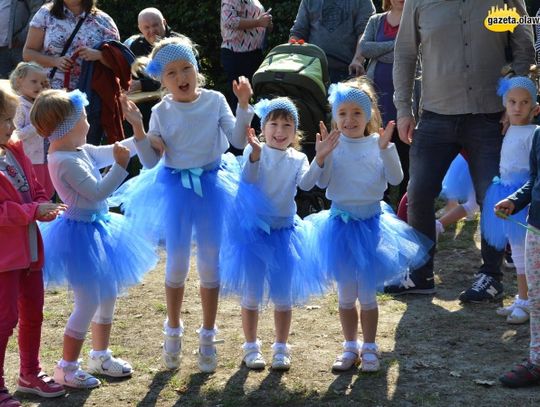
[1,0,539,303]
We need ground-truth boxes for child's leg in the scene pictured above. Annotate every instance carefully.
[17,269,44,378]
[0,270,21,389]
[358,283,381,372]
[332,280,360,371]
[90,298,116,351]
[242,307,259,343]
[274,309,292,344]
[87,298,132,377]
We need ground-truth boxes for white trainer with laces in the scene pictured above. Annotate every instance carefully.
[88,350,133,377]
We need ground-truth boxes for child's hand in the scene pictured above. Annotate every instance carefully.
[37,202,67,221]
[378,121,395,150]
[246,127,261,162]
[148,133,166,156]
[232,76,253,110]
[495,199,515,218]
[315,121,339,167]
[113,142,131,169]
[120,94,143,130]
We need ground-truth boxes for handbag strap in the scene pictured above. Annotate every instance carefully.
[48,13,88,79]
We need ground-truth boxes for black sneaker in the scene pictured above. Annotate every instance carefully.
[384,274,436,295]
[458,274,503,303]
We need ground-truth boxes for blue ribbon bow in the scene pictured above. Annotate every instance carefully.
[330,207,358,224]
[173,168,204,197]
[90,213,112,223]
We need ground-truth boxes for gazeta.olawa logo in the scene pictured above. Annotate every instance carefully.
[484,4,540,32]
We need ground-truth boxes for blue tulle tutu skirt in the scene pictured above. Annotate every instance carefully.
[111,153,258,245]
[39,210,158,301]
[305,202,432,291]
[440,154,473,202]
[220,214,328,309]
[481,176,529,249]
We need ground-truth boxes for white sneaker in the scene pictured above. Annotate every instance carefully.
[242,341,266,369]
[88,350,133,377]
[53,362,100,389]
[361,344,381,372]
[271,343,291,371]
[162,322,183,370]
[197,327,223,373]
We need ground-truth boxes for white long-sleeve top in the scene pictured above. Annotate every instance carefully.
[500,124,538,184]
[47,138,136,220]
[317,133,403,210]
[242,144,323,218]
[14,96,47,164]
[138,89,254,169]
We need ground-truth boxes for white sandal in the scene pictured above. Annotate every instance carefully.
[162,323,184,370]
[243,341,266,369]
[332,341,361,372]
[88,351,133,377]
[271,343,291,371]
[360,344,381,372]
[197,327,224,373]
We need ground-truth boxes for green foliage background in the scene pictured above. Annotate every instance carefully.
[98,0,537,92]
[98,0,383,91]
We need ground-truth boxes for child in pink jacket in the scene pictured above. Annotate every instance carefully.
[0,83,65,406]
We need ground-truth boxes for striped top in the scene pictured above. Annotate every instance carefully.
[220,0,266,52]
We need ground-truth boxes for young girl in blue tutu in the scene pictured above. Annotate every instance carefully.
[219,97,336,371]
[113,36,255,373]
[482,71,540,324]
[30,89,158,389]
[306,78,432,372]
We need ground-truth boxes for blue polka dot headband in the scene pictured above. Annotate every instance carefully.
[328,83,372,121]
[497,76,537,105]
[254,97,299,129]
[145,43,198,79]
[49,89,88,142]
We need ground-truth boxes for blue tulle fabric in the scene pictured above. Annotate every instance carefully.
[440,154,474,202]
[39,211,158,301]
[111,153,266,250]
[481,176,529,249]
[220,208,329,309]
[305,202,432,292]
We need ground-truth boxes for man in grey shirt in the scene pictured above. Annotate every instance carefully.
[289,0,375,82]
[386,0,535,301]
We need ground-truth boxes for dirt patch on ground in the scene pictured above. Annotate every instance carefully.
[4,218,539,406]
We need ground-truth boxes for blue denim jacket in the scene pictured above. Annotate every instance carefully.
[509,127,540,228]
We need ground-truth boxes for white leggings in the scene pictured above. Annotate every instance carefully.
[164,210,220,289]
[508,239,525,276]
[65,286,117,340]
[337,280,378,310]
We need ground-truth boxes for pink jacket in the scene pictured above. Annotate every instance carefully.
[0,140,48,272]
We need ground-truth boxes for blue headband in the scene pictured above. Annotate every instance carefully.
[49,90,88,141]
[254,97,299,129]
[497,76,537,105]
[328,83,372,121]
[145,43,198,79]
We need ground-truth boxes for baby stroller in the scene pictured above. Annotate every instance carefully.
[252,41,331,217]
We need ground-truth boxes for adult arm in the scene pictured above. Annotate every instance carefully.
[508,0,534,75]
[23,26,65,69]
[221,0,270,30]
[392,0,419,143]
[349,0,376,75]
[358,15,395,59]
[289,0,310,40]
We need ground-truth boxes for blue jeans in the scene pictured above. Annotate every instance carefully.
[408,110,505,280]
